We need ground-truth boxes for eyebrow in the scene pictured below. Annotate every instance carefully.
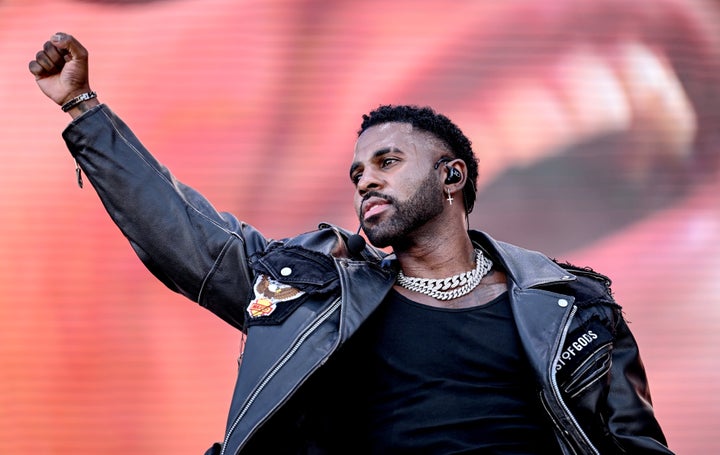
[349,147,401,179]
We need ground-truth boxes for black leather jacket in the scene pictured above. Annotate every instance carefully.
[63,105,673,455]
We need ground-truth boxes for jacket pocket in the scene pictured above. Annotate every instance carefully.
[556,318,613,398]
[245,245,340,326]
[562,343,612,398]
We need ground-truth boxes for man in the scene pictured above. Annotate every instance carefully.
[29,33,672,454]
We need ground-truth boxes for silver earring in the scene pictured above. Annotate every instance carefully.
[446,188,454,205]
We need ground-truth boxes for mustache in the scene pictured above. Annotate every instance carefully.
[359,192,395,224]
[362,191,394,205]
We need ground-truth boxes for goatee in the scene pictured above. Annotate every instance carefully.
[362,171,445,248]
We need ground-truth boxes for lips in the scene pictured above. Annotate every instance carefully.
[362,196,391,221]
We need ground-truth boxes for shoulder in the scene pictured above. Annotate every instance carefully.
[470,230,617,308]
[554,260,617,309]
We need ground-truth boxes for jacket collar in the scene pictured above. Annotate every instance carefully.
[469,230,575,290]
[377,230,574,289]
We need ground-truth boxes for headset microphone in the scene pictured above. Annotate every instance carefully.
[347,225,366,256]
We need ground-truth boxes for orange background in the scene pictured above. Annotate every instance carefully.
[1,0,719,453]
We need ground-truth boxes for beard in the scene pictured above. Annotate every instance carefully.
[361,171,445,249]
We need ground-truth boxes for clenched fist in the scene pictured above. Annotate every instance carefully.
[29,33,98,116]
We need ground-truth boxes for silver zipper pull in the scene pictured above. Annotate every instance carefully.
[74,159,83,189]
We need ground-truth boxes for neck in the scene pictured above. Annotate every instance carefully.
[393,224,476,279]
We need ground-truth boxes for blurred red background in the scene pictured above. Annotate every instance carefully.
[2,0,719,452]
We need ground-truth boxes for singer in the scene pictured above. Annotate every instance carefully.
[29,33,672,454]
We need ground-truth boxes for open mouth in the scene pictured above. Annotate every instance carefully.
[362,196,391,221]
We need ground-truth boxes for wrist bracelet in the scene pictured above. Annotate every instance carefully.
[61,91,97,112]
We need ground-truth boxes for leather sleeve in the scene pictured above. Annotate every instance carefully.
[555,267,673,454]
[604,310,674,454]
[62,105,268,330]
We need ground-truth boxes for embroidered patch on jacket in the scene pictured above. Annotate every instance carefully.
[246,274,306,318]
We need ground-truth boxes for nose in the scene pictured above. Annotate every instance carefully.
[356,168,383,197]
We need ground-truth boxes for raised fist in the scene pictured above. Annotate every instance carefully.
[29,33,92,107]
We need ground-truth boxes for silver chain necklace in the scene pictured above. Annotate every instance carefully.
[396,249,493,301]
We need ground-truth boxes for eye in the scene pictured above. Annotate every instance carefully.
[381,157,399,168]
[351,172,362,185]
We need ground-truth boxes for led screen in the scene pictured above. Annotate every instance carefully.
[1,0,718,453]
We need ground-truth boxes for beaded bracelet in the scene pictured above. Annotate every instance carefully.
[61,91,97,112]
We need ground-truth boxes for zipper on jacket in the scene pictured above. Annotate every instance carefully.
[220,298,342,455]
[539,391,579,455]
[548,305,600,455]
[74,159,84,188]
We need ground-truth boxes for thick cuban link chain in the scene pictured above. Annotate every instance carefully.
[396,249,493,301]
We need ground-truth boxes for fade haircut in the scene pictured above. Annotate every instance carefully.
[358,104,479,214]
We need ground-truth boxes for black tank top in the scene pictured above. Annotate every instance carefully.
[343,290,561,454]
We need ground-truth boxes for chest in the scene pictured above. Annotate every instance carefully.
[360,290,531,382]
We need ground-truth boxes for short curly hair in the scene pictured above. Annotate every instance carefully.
[358,105,479,213]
